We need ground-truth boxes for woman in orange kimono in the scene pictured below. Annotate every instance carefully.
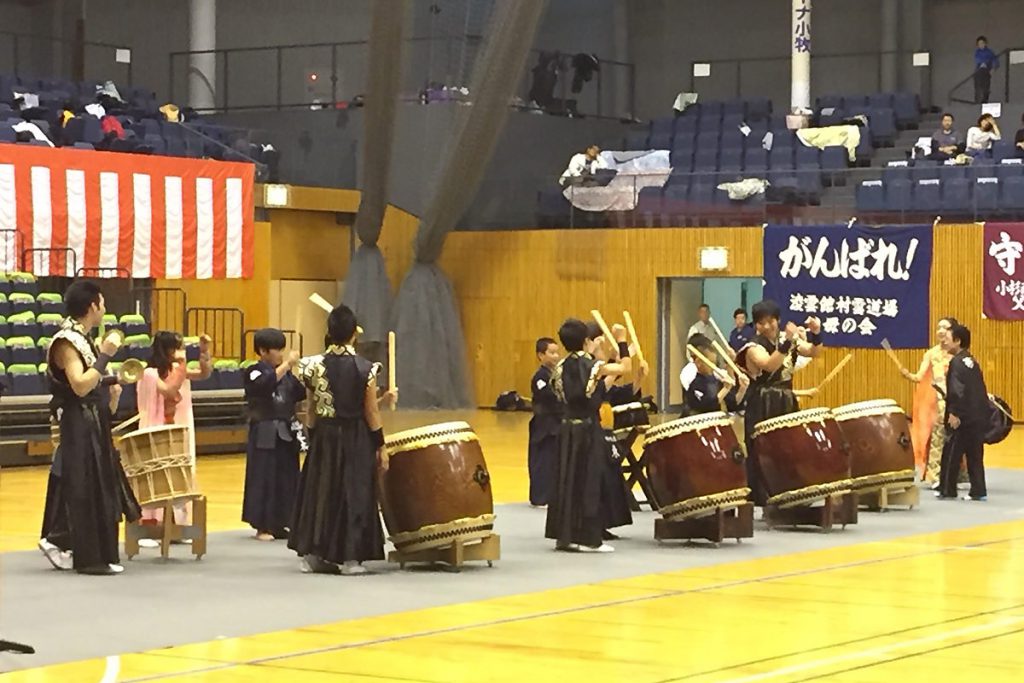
[902,318,956,485]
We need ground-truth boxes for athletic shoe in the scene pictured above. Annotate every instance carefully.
[38,539,72,570]
[962,495,987,501]
[341,561,369,576]
[578,543,614,553]
[138,539,160,549]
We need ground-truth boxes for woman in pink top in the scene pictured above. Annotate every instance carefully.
[902,317,959,485]
[136,332,212,528]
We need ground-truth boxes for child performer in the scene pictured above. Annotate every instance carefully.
[289,305,387,575]
[242,329,306,540]
[528,337,562,507]
[683,333,749,416]
[545,318,631,553]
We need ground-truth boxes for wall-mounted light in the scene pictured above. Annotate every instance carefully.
[263,184,290,208]
[699,246,729,271]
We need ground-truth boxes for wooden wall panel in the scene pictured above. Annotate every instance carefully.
[267,209,352,281]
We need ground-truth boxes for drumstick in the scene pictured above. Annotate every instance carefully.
[686,344,728,381]
[621,310,644,364]
[111,413,142,435]
[388,330,397,411]
[708,317,729,346]
[990,394,1013,420]
[712,339,743,377]
[879,337,906,372]
[816,353,854,391]
[589,309,617,356]
[308,292,334,314]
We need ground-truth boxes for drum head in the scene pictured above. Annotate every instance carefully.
[753,408,834,438]
[385,421,478,455]
[121,423,190,440]
[645,411,732,446]
[833,399,903,422]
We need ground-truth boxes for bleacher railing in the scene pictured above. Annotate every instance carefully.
[22,247,77,279]
[0,229,20,274]
[169,35,636,121]
[947,46,1024,105]
[242,328,304,360]
[0,29,133,86]
[688,50,934,111]
[135,287,187,337]
[186,306,244,361]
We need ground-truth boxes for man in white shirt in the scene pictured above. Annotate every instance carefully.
[686,303,716,342]
[559,145,608,187]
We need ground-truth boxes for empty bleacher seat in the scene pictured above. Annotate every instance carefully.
[636,186,663,225]
[719,147,743,172]
[0,293,8,317]
[8,293,35,315]
[913,179,941,213]
[694,147,719,170]
[997,159,1024,182]
[1001,176,1024,213]
[856,180,885,213]
[8,337,41,366]
[120,314,148,337]
[0,339,8,367]
[821,146,848,184]
[0,315,8,339]
[124,334,153,361]
[37,313,61,338]
[36,292,63,314]
[975,177,1001,213]
[8,312,39,339]
[885,179,913,212]
[892,92,919,128]
[648,131,672,150]
[909,161,940,182]
[942,178,972,214]
[743,148,769,175]
[189,360,218,390]
[868,108,897,146]
[215,359,243,390]
[8,363,44,395]
[769,145,795,169]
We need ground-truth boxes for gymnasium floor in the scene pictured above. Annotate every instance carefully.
[1,410,1022,682]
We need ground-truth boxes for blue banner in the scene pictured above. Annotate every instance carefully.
[762,224,933,349]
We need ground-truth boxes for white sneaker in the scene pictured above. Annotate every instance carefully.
[38,539,72,570]
[299,557,314,573]
[929,481,940,491]
[578,543,614,553]
[341,561,368,576]
[108,564,125,574]
[138,539,160,549]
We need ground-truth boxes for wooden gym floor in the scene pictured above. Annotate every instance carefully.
[1,410,1022,682]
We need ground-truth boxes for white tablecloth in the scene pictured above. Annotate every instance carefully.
[563,150,672,212]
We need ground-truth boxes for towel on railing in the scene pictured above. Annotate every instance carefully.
[797,125,861,161]
[717,178,770,200]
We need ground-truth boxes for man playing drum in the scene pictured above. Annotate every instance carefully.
[736,300,823,506]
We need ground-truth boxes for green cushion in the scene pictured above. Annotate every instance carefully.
[0,315,6,324]
[124,334,152,346]
[183,336,200,345]
[102,314,118,324]
[0,362,5,373]
[37,313,62,323]
[6,336,35,348]
[9,293,35,303]
[119,314,146,324]
[214,359,239,370]
[8,311,36,323]
[36,293,62,303]
[36,337,52,349]
[240,359,257,369]
[186,360,200,371]
[0,293,7,302]
[8,363,39,375]
[0,339,6,348]
[9,272,36,283]
[38,363,47,373]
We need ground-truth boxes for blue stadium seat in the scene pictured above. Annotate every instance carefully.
[696,130,720,150]
[672,129,696,152]
[694,147,719,170]
[997,160,1024,182]
[821,146,848,185]
[816,95,843,111]
[842,94,869,110]
[698,102,724,122]
[673,114,699,134]
[892,92,919,128]
[856,180,885,212]
[660,183,691,222]
[970,163,998,182]
[8,337,41,366]
[719,147,743,172]
[624,129,648,150]
[868,108,897,146]
[769,145,795,169]
[651,117,675,137]
[912,179,941,213]
[720,128,745,149]
[883,163,911,183]
[885,179,913,212]
[869,92,895,110]
[743,148,769,175]
[8,364,44,395]
[937,164,968,181]
[636,186,663,224]
[941,178,972,214]
[855,128,874,162]
[670,149,694,172]
[975,177,1001,214]
[648,132,672,150]
[795,144,821,169]
[993,141,1015,163]
[1000,176,1024,213]
[909,161,940,182]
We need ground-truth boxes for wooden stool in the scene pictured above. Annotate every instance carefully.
[388,534,500,571]
[764,492,858,531]
[859,483,919,512]
[654,503,754,545]
[125,495,207,560]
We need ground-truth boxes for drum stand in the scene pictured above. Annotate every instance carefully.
[125,496,208,560]
[388,534,500,571]
[858,484,919,511]
[764,493,859,531]
[654,504,754,545]
[618,432,657,511]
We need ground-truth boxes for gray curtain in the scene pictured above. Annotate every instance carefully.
[342,0,409,345]
[394,0,548,408]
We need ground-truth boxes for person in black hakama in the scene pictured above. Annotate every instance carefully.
[528,337,563,507]
[683,334,749,416]
[242,328,306,541]
[736,300,823,507]
[937,324,990,501]
[289,304,387,575]
[39,280,140,575]
[545,318,631,553]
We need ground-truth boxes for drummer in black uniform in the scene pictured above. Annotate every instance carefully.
[528,337,563,507]
[736,300,823,506]
[684,334,749,416]
[938,324,990,501]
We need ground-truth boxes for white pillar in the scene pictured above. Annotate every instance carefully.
[189,0,216,110]
[791,0,812,112]
[880,0,899,92]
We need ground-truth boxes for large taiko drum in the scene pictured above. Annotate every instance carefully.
[644,412,749,521]
[832,399,915,494]
[753,408,852,508]
[379,421,495,553]
[118,424,197,507]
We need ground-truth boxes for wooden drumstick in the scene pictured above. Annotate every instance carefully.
[708,316,729,346]
[712,339,743,377]
[308,292,334,314]
[816,353,853,391]
[589,309,617,355]
[879,337,906,372]
[686,344,728,381]
[621,310,644,364]
[111,413,142,435]
[388,330,397,411]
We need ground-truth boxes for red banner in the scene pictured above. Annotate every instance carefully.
[983,222,1024,319]
[0,144,254,279]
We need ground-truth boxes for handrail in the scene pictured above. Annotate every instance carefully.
[0,29,130,51]
[176,122,268,177]
[947,46,1019,105]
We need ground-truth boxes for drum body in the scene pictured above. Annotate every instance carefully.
[380,421,495,553]
[644,412,749,520]
[612,401,650,439]
[753,408,851,508]
[118,424,196,507]
[833,400,914,493]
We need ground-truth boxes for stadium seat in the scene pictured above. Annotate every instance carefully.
[9,293,36,315]
[36,292,63,314]
[743,148,769,175]
[670,148,694,173]
[696,130,721,150]
[856,180,885,213]
[673,114,699,135]
[215,359,243,390]
[720,128,745,149]
[941,178,972,214]
[624,129,648,150]
[885,179,913,212]
[975,177,1001,215]
[8,311,39,339]
[101,314,122,333]
[38,313,61,338]
[8,363,44,395]
[8,273,37,296]
[8,337,41,365]
[909,161,940,182]
[795,144,820,169]
[912,179,941,213]
[124,334,153,361]
[868,92,895,110]
[1000,176,1024,213]
[892,92,919,128]
[650,117,674,138]
[636,186,663,225]
[993,141,1015,164]
[996,160,1024,182]
[184,336,201,362]
[719,147,743,172]
[0,293,8,317]
[0,339,8,367]
[660,183,691,223]
[769,145,795,169]
[883,162,911,183]
[694,147,719,170]
[820,146,848,185]
[647,131,672,150]
[189,360,218,390]
[0,315,8,339]
[868,108,897,146]
[120,314,149,337]
[0,275,10,296]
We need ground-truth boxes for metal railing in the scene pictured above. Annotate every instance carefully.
[21,247,77,278]
[242,328,304,360]
[0,229,21,274]
[0,29,133,86]
[135,287,187,337]
[947,46,1024,105]
[186,306,244,360]
[688,50,934,111]
[169,35,636,120]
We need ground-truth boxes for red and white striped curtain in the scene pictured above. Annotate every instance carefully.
[0,145,255,278]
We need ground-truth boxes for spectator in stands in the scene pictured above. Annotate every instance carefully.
[687,303,715,342]
[930,113,962,161]
[559,144,608,187]
[1014,113,1024,158]
[729,308,754,351]
[966,114,1001,157]
[973,36,999,104]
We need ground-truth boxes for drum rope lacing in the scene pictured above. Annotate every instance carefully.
[389,514,496,552]
[122,454,193,478]
[659,487,752,521]
[848,469,916,492]
[767,479,854,508]
[644,412,734,445]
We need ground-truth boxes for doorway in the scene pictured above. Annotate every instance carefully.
[656,276,763,412]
